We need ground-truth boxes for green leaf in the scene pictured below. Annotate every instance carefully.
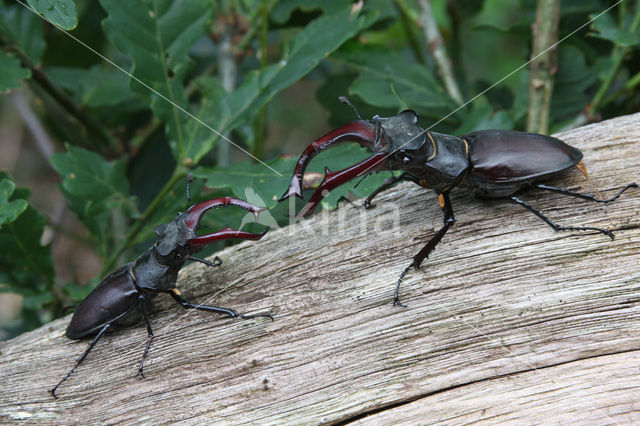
[510,46,597,129]
[26,0,77,30]
[551,46,597,120]
[0,206,55,294]
[59,185,112,257]
[0,1,46,64]
[50,145,136,252]
[0,52,31,93]
[204,6,371,164]
[333,44,454,115]
[0,179,28,226]
[194,157,295,210]
[48,65,142,108]
[454,97,514,134]
[51,144,131,205]
[271,0,346,24]
[0,173,54,296]
[100,0,213,162]
[589,12,640,47]
[195,143,391,212]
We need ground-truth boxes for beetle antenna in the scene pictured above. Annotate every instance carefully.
[186,173,193,203]
[353,172,371,189]
[339,96,362,120]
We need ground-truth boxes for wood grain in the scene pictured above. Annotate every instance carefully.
[1,114,639,424]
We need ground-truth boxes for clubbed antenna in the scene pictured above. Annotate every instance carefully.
[339,96,362,120]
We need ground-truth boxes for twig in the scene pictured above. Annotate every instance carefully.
[588,0,640,116]
[0,35,116,153]
[10,91,56,160]
[417,0,463,105]
[216,30,236,167]
[393,0,427,64]
[100,169,186,276]
[10,91,67,246]
[251,1,269,161]
[526,0,560,134]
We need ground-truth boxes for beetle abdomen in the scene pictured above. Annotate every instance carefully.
[66,264,140,339]
[464,130,582,182]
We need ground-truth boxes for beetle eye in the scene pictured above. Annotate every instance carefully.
[402,155,413,165]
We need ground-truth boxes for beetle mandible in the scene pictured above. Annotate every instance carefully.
[50,187,270,398]
[279,97,637,306]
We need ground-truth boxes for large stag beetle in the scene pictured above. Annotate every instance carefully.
[51,186,270,398]
[279,97,637,306]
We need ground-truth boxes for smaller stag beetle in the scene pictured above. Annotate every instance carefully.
[50,179,270,398]
[279,97,637,306]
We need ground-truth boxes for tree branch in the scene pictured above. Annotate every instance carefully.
[527,0,560,134]
[0,35,117,153]
[1,113,639,422]
[417,0,463,105]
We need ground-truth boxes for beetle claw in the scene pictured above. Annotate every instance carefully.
[297,153,389,217]
[184,197,266,230]
[278,177,305,202]
[183,197,269,252]
[280,120,379,206]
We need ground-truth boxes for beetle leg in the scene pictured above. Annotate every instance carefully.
[50,323,111,398]
[394,192,455,306]
[136,293,155,378]
[188,255,222,268]
[509,195,614,240]
[168,289,273,321]
[364,173,421,209]
[536,182,637,203]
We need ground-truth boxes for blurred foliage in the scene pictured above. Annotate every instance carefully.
[0,0,639,338]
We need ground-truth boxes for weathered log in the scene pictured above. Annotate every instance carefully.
[1,114,639,424]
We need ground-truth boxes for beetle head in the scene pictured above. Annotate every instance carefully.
[279,100,432,217]
[152,197,268,267]
[153,215,193,268]
[371,110,426,154]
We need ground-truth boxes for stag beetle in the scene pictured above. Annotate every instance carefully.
[50,184,270,398]
[279,97,637,306]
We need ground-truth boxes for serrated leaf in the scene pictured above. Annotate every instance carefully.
[455,97,515,134]
[48,65,142,108]
[51,144,131,205]
[589,12,640,47]
[59,185,112,257]
[51,145,136,250]
[551,46,596,120]
[0,173,54,296]
[0,179,28,226]
[0,1,46,64]
[333,45,454,115]
[100,0,213,162]
[195,143,391,212]
[26,0,77,30]
[271,0,346,24]
[0,206,55,294]
[204,6,371,164]
[0,52,31,93]
[194,157,295,210]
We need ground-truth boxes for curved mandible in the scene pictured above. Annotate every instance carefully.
[184,197,265,230]
[187,226,269,252]
[297,153,389,218]
[278,120,379,202]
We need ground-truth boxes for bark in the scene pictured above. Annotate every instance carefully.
[526,0,560,134]
[1,114,639,424]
